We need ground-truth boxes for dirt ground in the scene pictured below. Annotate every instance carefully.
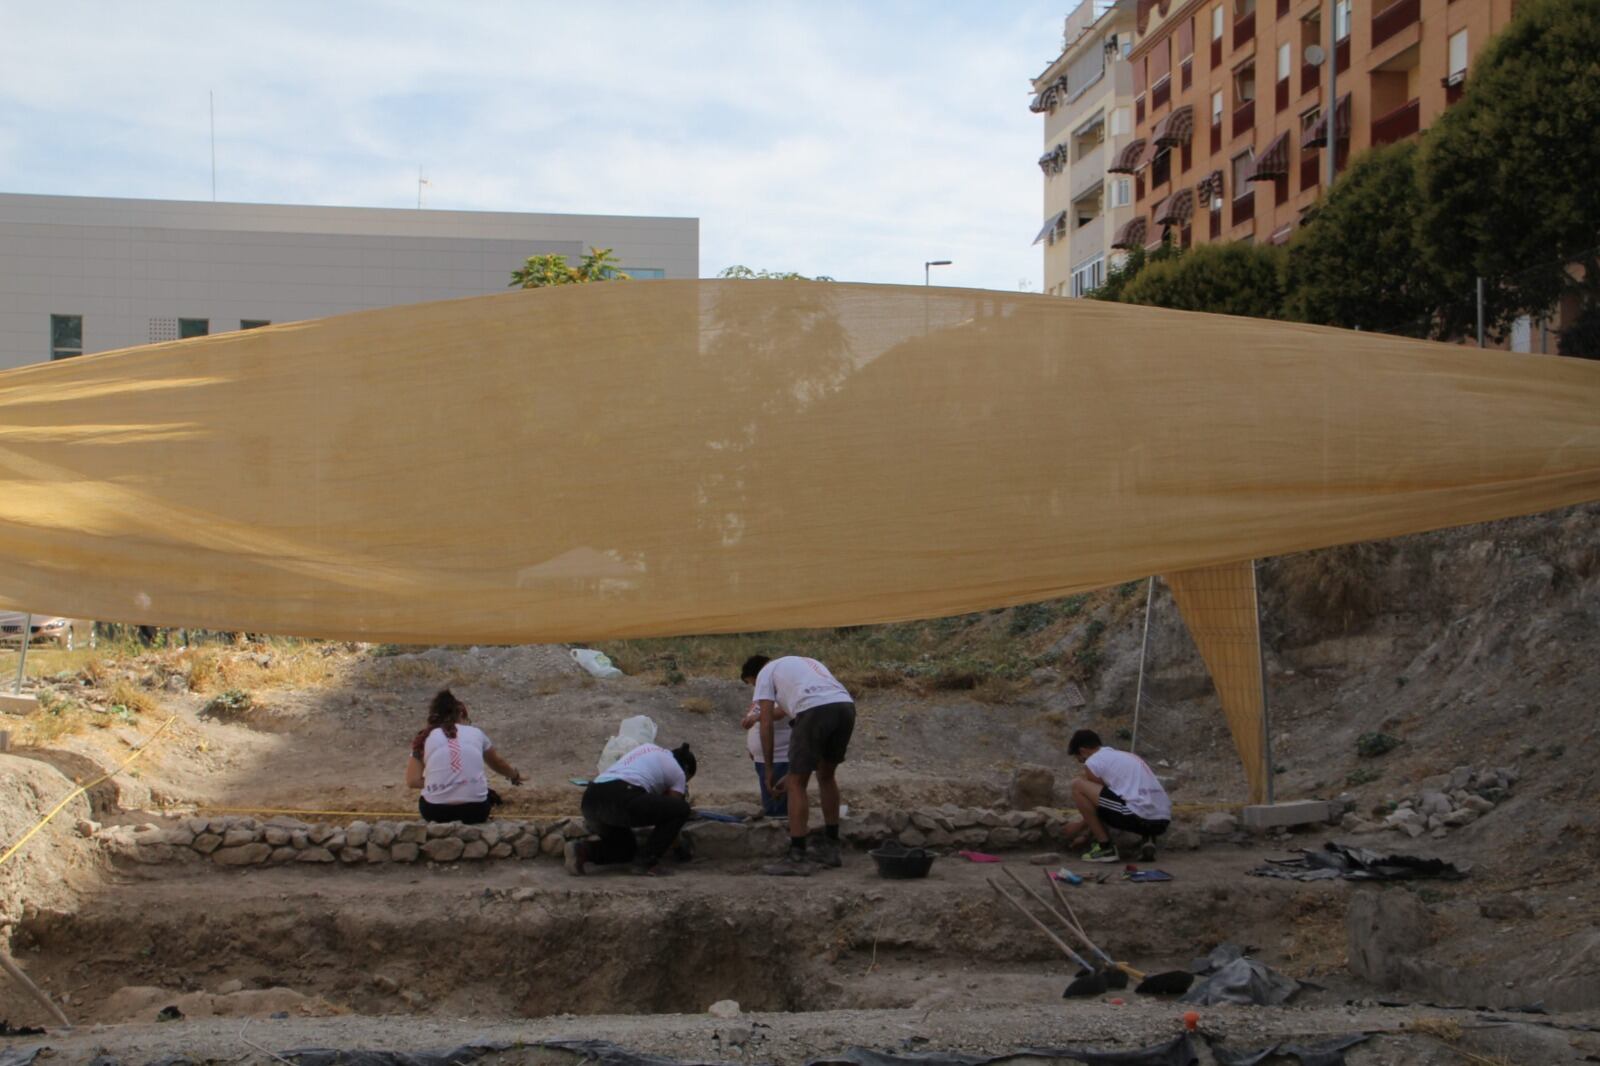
[2,507,1599,1063]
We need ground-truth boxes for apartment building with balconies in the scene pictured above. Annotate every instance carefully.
[1032,0,1139,297]
[1110,0,1513,256]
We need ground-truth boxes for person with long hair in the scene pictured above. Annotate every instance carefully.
[405,689,523,824]
[565,741,696,877]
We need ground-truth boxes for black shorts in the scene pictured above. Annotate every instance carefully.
[787,702,856,776]
[1096,785,1169,838]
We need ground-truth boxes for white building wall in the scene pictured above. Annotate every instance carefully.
[0,194,699,370]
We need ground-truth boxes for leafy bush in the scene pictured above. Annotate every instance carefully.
[1356,732,1401,758]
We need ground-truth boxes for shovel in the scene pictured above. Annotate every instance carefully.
[1036,868,1195,996]
[985,878,1109,997]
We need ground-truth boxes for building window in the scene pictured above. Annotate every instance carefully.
[1447,29,1468,80]
[1334,0,1351,39]
[1212,5,1225,39]
[1152,148,1172,188]
[1074,185,1104,228]
[1211,89,1225,125]
[1234,60,1257,103]
[1071,256,1106,298]
[1109,177,1133,208]
[1110,107,1132,136]
[240,319,271,330]
[179,318,209,339]
[1073,114,1107,160]
[1231,150,1256,195]
[1277,41,1292,80]
[50,314,83,360]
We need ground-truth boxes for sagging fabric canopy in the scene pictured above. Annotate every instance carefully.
[1248,132,1291,180]
[1108,139,1148,174]
[1303,93,1352,148]
[1155,188,1194,227]
[1153,104,1194,147]
[1033,211,1067,245]
[1112,216,1150,249]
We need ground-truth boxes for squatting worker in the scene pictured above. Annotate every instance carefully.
[741,654,856,876]
[742,697,791,818]
[406,689,523,824]
[566,741,696,877]
[1066,728,1171,863]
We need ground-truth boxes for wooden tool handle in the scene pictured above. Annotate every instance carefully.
[987,877,1094,972]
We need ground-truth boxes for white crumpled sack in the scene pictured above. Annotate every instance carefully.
[596,714,658,775]
[571,647,624,679]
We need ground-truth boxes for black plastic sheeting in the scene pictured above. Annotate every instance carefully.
[1249,842,1465,882]
[1180,958,1301,1007]
[1210,1034,1369,1066]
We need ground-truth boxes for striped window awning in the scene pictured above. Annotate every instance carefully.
[1302,93,1352,148]
[1038,143,1071,175]
[1029,76,1070,114]
[1248,133,1291,180]
[1108,138,1148,174]
[1112,216,1149,250]
[1153,104,1195,147]
[1156,188,1195,226]
[1033,211,1067,246]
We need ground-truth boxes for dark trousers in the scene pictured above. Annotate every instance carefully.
[755,761,790,817]
[580,779,691,867]
[418,788,501,825]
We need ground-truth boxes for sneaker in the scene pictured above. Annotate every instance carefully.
[563,840,589,876]
[1138,838,1158,863]
[762,850,815,877]
[811,837,843,868]
[632,862,674,877]
[1082,841,1119,863]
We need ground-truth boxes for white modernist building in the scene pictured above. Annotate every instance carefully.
[0,193,699,370]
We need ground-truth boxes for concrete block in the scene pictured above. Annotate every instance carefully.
[1240,800,1336,830]
[0,693,40,715]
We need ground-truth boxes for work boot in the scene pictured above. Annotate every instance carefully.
[1138,837,1157,863]
[762,848,815,877]
[563,840,589,876]
[811,836,843,868]
[1082,841,1119,863]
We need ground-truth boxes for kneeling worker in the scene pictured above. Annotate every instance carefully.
[567,741,696,877]
[1067,729,1171,863]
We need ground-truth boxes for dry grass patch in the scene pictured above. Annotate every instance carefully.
[107,679,160,716]
[678,697,715,715]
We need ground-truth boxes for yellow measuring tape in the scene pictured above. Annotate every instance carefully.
[0,715,178,869]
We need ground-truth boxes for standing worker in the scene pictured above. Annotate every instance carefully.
[406,689,523,824]
[741,655,856,875]
[1066,729,1171,862]
[566,741,696,877]
[742,697,791,817]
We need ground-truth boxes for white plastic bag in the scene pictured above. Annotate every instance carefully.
[571,647,624,680]
[597,714,658,775]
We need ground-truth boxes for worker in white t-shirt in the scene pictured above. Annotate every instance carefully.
[742,700,792,817]
[405,689,523,825]
[741,654,856,875]
[567,742,697,877]
[1066,728,1172,863]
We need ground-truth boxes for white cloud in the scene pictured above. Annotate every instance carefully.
[0,1,1059,290]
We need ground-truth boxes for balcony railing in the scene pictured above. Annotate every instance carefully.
[1181,57,1193,91]
[1211,121,1223,154]
[1211,37,1223,68]
[1371,98,1420,145]
[1336,36,1350,72]
[1233,188,1255,226]
[1232,98,1256,137]
[1233,10,1256,48]
[1276,77,1290,112]
[1301,60,1318,94]
[1300,153,1320,193]
[1277,0,1290,16]
[1372,0,1421,47]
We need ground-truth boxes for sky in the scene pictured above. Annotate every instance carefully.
[0,1,1066,292]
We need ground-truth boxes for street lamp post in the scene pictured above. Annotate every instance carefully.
[924,260,952,286]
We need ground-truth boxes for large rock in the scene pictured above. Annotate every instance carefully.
[397,823,427,844]
[1008,766,1056,810]
[192,832,223,854]
[345,821,370,848]
[213,843,271,866]
[391,842,419,863]
[264,827,291,847]
[460,840,489,860]
[422,837,465,862]
[297,847,337,863]
[1347,889,1431,988]
[366,843,390,863]
[1200,812,1238,836]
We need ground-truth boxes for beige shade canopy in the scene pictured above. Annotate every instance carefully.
[2,280,1598,798]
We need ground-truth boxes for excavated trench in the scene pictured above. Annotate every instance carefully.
[3,864,1366,1024]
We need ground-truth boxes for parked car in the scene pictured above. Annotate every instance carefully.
[0,611,83,648]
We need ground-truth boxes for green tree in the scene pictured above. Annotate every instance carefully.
[717,265,836,281]
[1417,0,1600,341]
[510,246,630,288]
[1105,242,1287,318]
[1285,141,1444,337]
[1089,241,1181,303]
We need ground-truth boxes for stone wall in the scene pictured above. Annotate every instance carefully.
[94,803,1097,868]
